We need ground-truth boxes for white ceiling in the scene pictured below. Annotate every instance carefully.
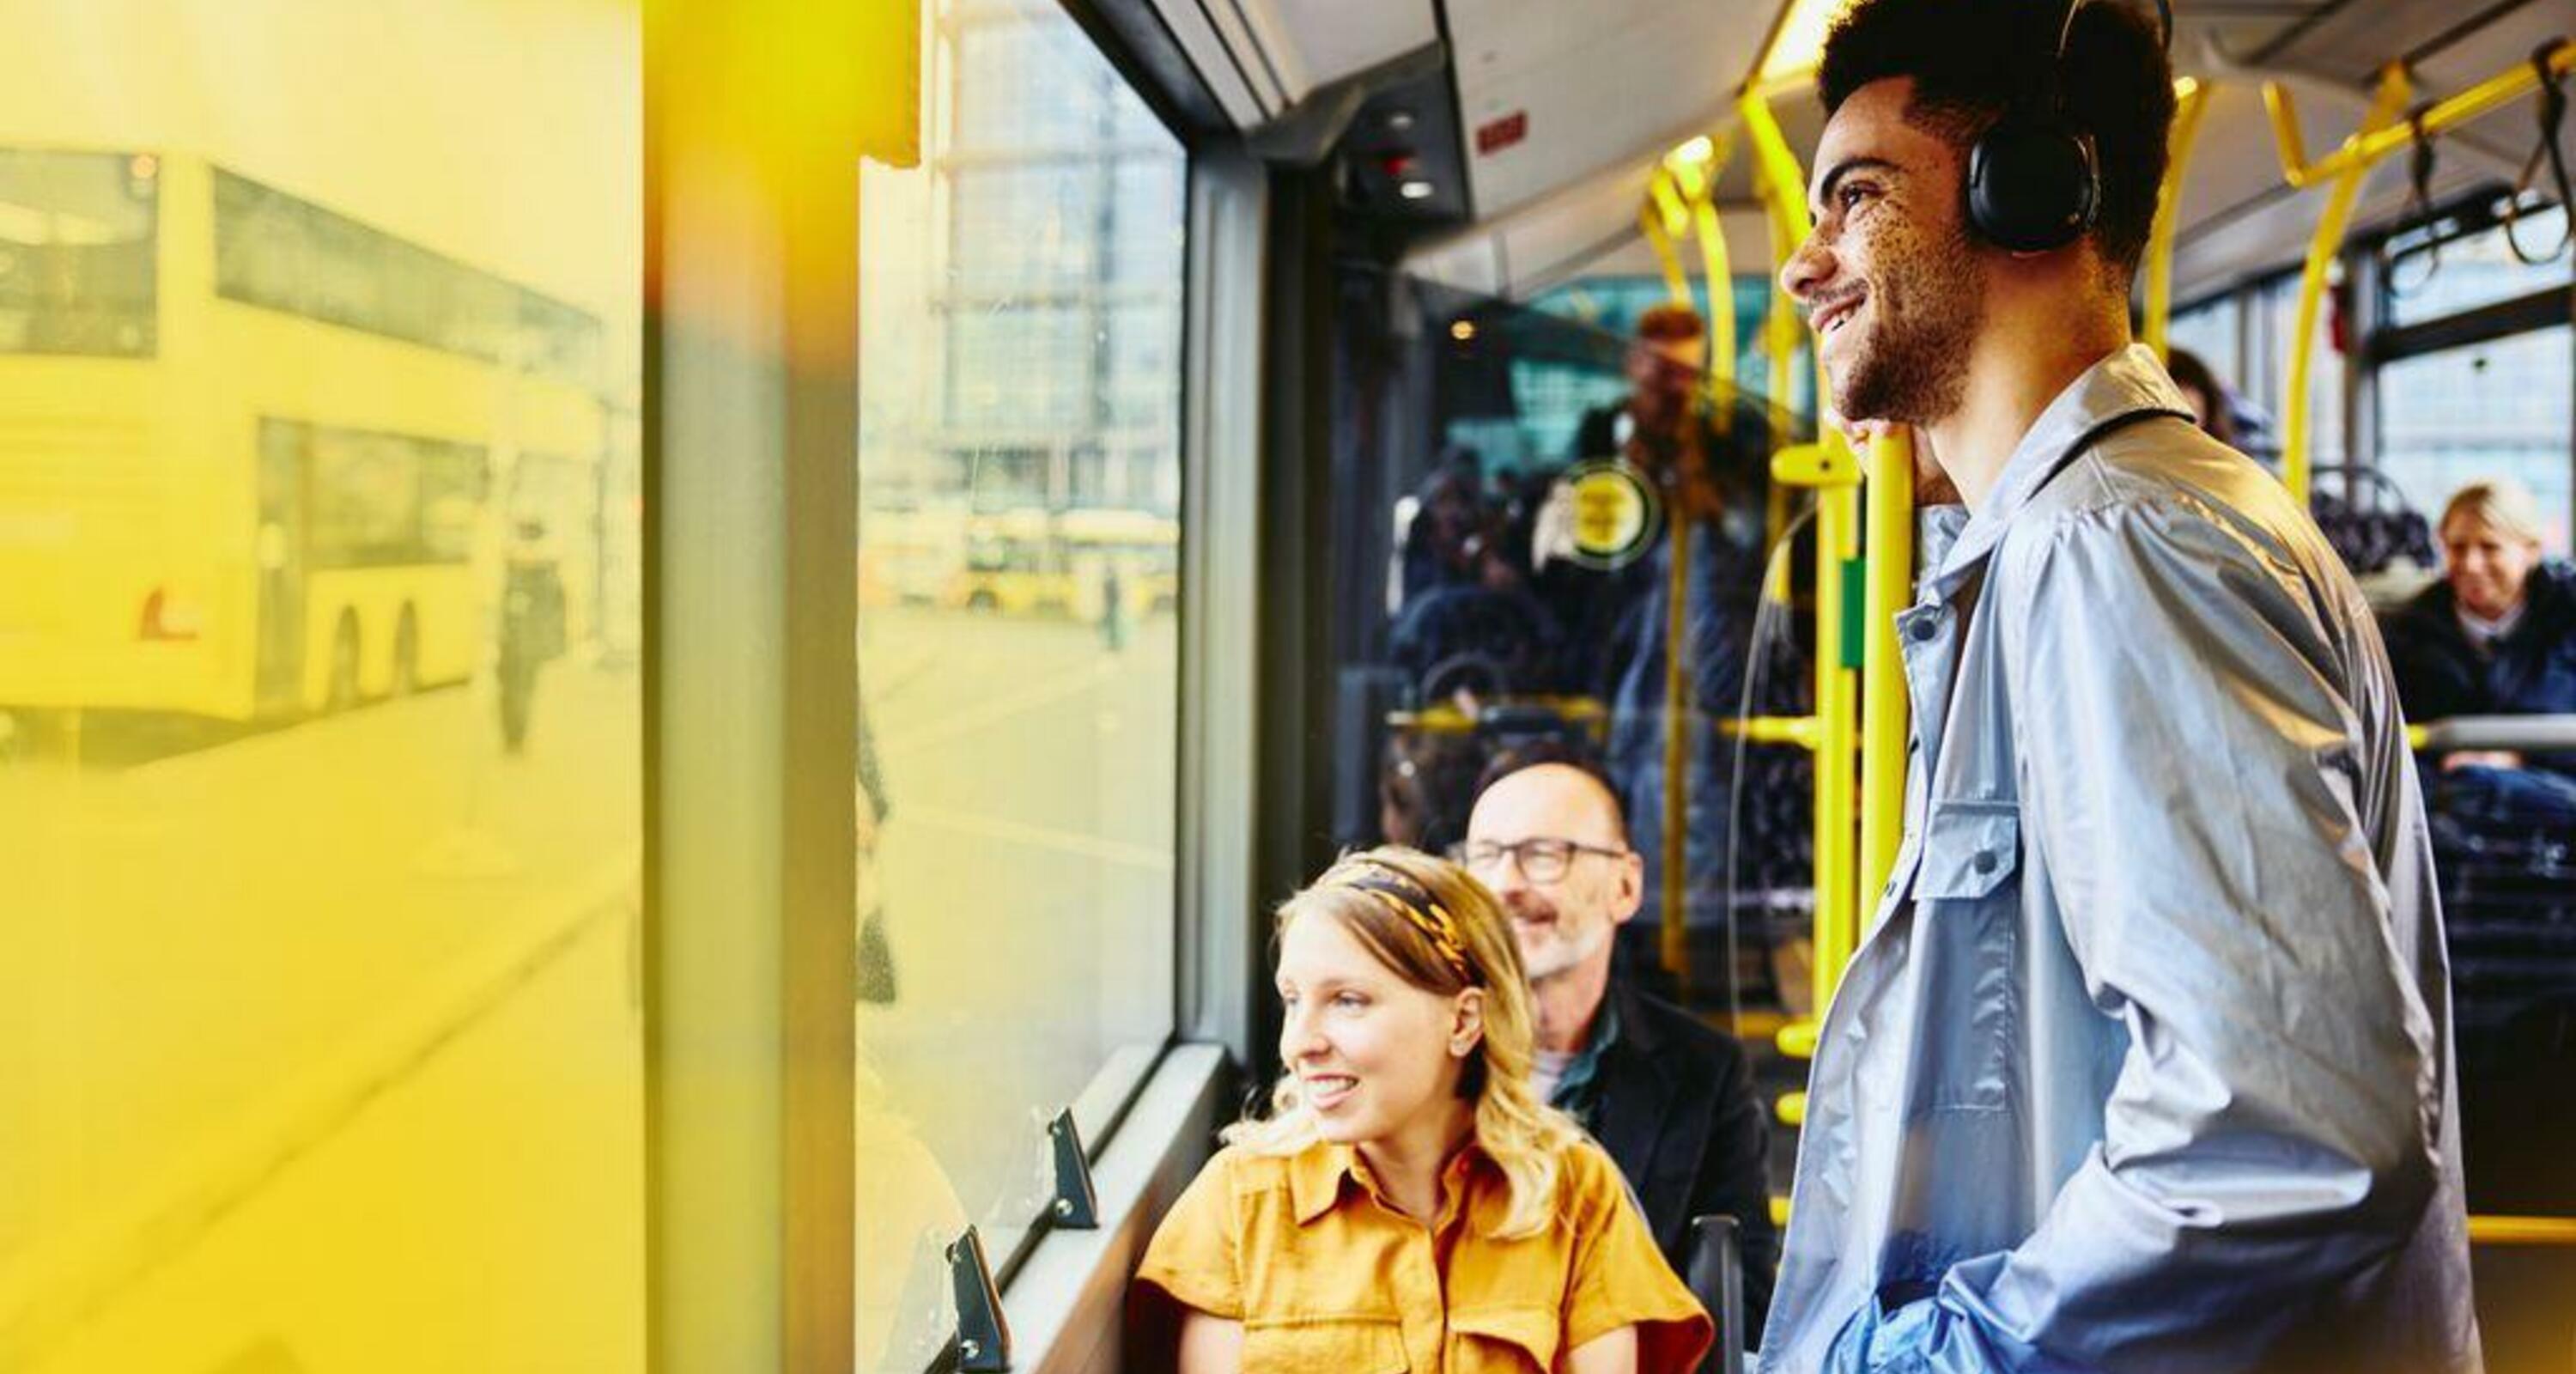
[1445,0,1777,216]
[1175,0,2568,301]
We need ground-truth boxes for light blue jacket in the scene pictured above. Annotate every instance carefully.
[1758,348,2482,1373]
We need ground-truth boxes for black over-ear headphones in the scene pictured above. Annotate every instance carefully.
[1965,0,2174,253]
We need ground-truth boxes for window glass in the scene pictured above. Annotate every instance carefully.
[856,0,1183,1364]
[2241,272,2338,470]
[2166,296,2237,392]
[0,149,158,356]
[2383,203,2572,329]
[2376,326,2573,553]
[0,4,642,1371]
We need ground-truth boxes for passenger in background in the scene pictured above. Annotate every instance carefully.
[1458,756,1777,1348]
[1133,848,1711,1374]
[1534,304,1774,986]
[2383,478,2576,821]
[2161,345,2239,447]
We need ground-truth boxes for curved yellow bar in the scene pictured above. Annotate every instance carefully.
[2282,66,2409,501]
[2467,1214,2576,1246]
[2266,44,2576,190]
[2142,78,2211,361]
[1640,196,1692,306]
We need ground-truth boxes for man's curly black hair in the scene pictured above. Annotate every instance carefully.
[1817,0,2176,284]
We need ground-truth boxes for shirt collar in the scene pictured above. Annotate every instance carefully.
[1928,344,2196,597]
[1286,1138,1488,1226]
[2456,598,2526,647]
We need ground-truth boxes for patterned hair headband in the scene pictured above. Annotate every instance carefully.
[1323,859,1474,983]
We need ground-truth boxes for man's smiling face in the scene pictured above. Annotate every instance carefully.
[1783,78,1989,427]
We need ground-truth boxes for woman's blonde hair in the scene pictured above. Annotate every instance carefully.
[2440,479,2546,549]
[1224,845,1583,1238]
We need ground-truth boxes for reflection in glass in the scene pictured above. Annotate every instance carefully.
[1,3,641,1370]
[855,0,1182,1365]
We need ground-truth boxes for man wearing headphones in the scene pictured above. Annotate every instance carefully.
[1765,2,2481,1371]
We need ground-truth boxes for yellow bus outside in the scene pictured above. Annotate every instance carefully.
[0,148,605,721]
[945,506,1177,622]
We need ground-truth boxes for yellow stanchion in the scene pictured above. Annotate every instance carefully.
[2467,1214,2576,1246]
[1775,440,1862,1009]
[1859,430,1912,913]
[2142,77,2211,361]
[2269,65,2410,502]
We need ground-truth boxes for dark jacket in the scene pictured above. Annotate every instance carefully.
[1587,976,1777,1348]
[2381,560,2576,775]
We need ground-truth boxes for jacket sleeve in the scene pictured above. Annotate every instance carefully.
[1827,498,2445,1372]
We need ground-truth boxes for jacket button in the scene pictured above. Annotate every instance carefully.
[1909,617,1939,641]
[1972,850,1996,874]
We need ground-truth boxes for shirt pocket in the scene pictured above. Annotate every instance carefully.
[1447,1305,1559,1373]
[1242,1316,1408,1374]
[1915,798,2019,902]
[1911,799,2022,1112]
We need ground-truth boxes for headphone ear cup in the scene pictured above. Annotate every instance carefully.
[1966,119,2099,253]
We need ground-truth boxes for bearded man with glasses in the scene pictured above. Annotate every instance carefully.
[1457,757,1777,1348]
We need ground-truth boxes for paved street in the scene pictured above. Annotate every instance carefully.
[0,603,1178,1372]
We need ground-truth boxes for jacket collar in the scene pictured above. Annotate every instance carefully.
[1926,344,2196,600]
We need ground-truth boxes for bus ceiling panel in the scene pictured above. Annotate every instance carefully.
[2171,154,2492,301]
[1133,0,1437,129]
[1402,149,1770,304]
[1445,0,1771,218]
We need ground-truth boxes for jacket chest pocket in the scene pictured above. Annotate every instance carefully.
[1911,799,2022,1113]
[1242,1316,1408,1374]
[1447,1306,1559,1373]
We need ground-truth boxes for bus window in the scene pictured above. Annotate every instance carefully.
[2378,326,2574,552]
[0,149,157,357]
[856,0,1186,1362]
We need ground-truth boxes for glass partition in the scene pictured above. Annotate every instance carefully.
[1329,274,1824,1020]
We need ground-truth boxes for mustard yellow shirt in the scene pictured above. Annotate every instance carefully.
[1134,1133,1712,1372]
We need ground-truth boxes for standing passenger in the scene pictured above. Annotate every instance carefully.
[1767,0,2480,1370]
[1133,848,1712,1373]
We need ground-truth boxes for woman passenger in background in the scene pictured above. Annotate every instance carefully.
[2382,478,2576,822]
[1133,848,1710,1373]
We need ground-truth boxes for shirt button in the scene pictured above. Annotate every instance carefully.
[1909,617,1940,641]
[1972,850,1997,874]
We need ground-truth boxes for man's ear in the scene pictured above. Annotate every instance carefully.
[1450,988,1486,1058]
[1609,851,1646,927]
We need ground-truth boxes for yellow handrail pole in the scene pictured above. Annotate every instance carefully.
[2142,76,2211,361]
[1858,430,1912,912]
[2467,1214,2576,1246]
[1741,88,1812,584]
[2266,43,2576,190]
[1745,85,1870,1022]
[1691,193,1738,393]
[2276,65,2409,502]
[1812,444,1862,1006]
[1643,177,1695,306]
[1661,493,1692,982]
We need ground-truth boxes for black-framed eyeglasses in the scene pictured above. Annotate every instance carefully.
[1448,836,1629,885]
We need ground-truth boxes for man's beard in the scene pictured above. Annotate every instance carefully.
[1837,227,1981,426]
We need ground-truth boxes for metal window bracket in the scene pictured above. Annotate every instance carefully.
[1047,1109,1101,1230]
[945,1226,1011,1371]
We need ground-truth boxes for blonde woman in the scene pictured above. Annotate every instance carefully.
[2384,478,2576,798]
[1133,847,1710,1373]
